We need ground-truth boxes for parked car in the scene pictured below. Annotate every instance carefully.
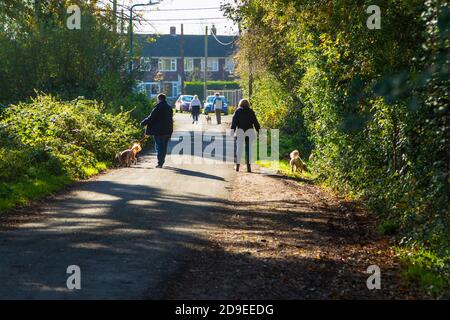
[175,95,194,113]
[203,95,228,115]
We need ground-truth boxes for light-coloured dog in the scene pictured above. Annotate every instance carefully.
[205,114,212,124]
[116,142,142,167]
[290,150,308,173]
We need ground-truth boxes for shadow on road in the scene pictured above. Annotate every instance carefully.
[0,174,381,299]
[164,167,226,181]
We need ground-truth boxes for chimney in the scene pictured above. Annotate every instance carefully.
[170,26,176,35]
[211,24,217,35]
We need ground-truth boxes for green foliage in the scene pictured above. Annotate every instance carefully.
[0,0,133,104]
[397,247,450,298]
[106,92,155,122]
[0,94,142,212]
[226,0,449,295]
[185,81,241,101]
[379,220,400,236]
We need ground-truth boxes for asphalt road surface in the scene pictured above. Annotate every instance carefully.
[0,113,235,299]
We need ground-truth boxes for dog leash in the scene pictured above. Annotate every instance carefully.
[139,135,148,143]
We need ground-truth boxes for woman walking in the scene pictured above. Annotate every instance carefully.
[231,99,261,172]
[189,95,202,124]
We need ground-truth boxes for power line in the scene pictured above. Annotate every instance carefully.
[145,7,221,12]
[145,17,229,22]
[143,21,235,25]
[211,28,236,46]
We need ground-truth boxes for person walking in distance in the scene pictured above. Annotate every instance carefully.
[231,99,260,173]
[141,93,173,168]
[212,92,223,125]
[190,94,202,124]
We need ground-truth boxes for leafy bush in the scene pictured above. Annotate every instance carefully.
[0,94,142,211]
[106,92,155,123]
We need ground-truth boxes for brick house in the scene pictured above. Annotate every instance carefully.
[136,27,237,99]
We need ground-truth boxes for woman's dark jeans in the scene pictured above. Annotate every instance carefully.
[191,106,200,122]
[236,136,252,165]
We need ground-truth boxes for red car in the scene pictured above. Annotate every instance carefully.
[175,95,194,113]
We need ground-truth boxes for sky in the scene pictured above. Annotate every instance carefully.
[120,0,238,35]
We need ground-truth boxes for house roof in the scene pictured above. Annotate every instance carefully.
[137,34,237,58]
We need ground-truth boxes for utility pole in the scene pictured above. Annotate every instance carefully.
[248,61,253,99]
[112,0,117,32]
[247,28,253,100]
[180,24,185,95]
[129,1,159,74]
[204,25,208,101]
[121,9,124,35]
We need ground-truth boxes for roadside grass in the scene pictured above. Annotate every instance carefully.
[396,247,450,299]
[256,159,316,182]
[0,172,72,212]
[0,161,109,213]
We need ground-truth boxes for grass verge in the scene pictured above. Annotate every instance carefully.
[256,159,316,182]
[0,162,108,213]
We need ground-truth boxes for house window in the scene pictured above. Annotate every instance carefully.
[140,58,158,72]
[225,58,235,73]
[140,57,152,71]
[144,82,160,97]
[172,82,179,97]
[158,58,177,72]
[201,58,219,72]
[184,58,194,72]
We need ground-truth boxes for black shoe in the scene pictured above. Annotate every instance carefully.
[156,164,163,168]
[235,164,240,172]
[247,164,251,172]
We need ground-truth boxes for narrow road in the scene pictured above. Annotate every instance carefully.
[0,113,235,299]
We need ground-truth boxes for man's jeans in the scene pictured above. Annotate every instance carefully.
[154,135,171,166]
[215,109,222,124]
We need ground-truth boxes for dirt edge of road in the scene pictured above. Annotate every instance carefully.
[164,166,423,299]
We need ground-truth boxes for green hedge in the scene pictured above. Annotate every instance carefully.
[185,81,240,101]
[0,94,143,212]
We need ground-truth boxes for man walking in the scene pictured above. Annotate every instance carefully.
[141,93,173,168]
[212,92,223,125]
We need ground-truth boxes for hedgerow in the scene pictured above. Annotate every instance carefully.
[226,0,449,297]
[0,94,144,211]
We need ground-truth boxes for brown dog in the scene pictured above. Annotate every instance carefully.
[205,114,212,124]
[116,142,142,167]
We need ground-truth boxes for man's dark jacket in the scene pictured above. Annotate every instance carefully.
[141,101,174,136]
[231,107,261,132]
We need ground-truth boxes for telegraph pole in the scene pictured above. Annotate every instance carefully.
[248,28,253,99]
[204,25,208,101]
[129,1,159,74]
[121,9,124,34]
[249,62,253,99]
[112,0,117,32]
[180,24,185,95]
